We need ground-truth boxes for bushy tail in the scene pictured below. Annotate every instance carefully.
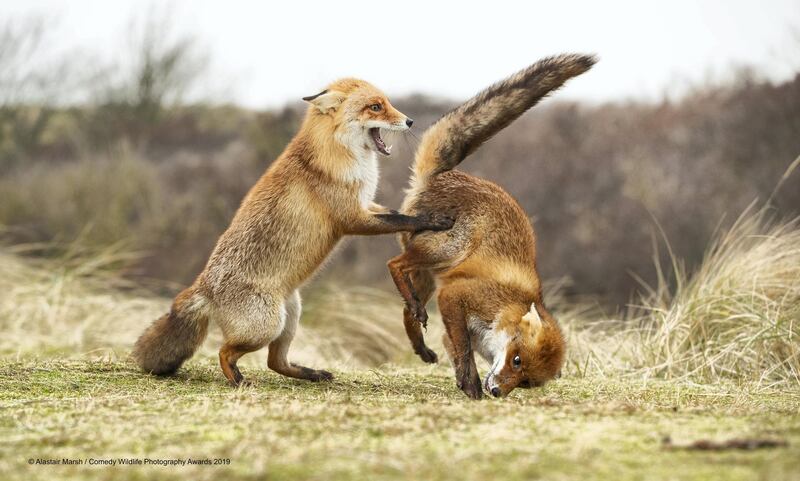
[412,53,597,184]
[131,287,210,376]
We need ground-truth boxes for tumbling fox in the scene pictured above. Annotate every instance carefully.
[388,54,597,399]
[132,78,453,386]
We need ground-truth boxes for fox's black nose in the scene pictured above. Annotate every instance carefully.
[405,118,414,127]
[490,387,501,397]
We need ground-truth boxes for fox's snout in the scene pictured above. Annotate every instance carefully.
[392,115,412,131]
[484,371,506,398]
[381,109,412,131]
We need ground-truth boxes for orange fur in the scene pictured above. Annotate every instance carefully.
[388,54,596,399]
[132,77,452,385]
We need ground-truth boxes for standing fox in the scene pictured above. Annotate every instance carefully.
[388,54,596,399]
[132,78,453,386]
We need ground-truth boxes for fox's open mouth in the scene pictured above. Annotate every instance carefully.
[369,128,392,156]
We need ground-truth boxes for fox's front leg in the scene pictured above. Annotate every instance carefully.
[267,291,333,382]
[344,209,453,236]
[438,290,482,399]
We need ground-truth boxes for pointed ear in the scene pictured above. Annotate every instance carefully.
[302,89,345,114]
[522,303,543,332]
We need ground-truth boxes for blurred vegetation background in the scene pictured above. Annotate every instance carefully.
[1,14,798,308]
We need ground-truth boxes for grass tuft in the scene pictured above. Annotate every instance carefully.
[619,205,800,386]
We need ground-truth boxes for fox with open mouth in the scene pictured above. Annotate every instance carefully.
[133,77,453,386]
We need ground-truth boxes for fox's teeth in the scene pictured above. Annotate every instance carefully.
[386,144,393,153]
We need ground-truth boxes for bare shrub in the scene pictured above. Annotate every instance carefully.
[0,14,797,307]
[0,150,164,248]
[0,16,77,166]
[77,11,208,148]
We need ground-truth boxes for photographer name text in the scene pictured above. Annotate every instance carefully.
[28,457,231,467]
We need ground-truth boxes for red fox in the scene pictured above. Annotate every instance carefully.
[132,78,453,386]
[388,54,597,399]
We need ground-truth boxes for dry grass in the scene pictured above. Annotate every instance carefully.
[630,206,800,385]
[563,205,800,387]
[1,202,799,386]
[1,359,798,481]
[0,243,163,358]
[1,205,799,480]
[0,241,435,371]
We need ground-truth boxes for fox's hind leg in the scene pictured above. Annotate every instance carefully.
[389,253,433,326]
[267,290,333,382]
[400,270,438,363]
[389,227,473,365]
[388,227,472,324]
[389,253,425,326]
[219,343,259,387]
[216,284,285,387]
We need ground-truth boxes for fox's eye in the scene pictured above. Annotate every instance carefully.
[512,355,521,367]
[369,104,382,112]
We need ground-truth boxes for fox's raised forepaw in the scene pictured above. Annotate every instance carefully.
[417,213,455,232]
[416,346,438,364]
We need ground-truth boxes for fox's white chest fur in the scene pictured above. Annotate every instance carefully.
[345,148,379,208]
[468,314,509,365]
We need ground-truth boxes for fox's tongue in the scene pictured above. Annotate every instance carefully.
[369,128,391,156]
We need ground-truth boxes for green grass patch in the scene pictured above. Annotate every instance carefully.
[1,359,798,481]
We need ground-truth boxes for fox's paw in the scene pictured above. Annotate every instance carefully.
[303,368,334,382]
[458,380,483,400]
[230,378,253,388]
[312,370,334,382]
[417,213,455,232]
[457,372,483,400]
[415,346,438,364]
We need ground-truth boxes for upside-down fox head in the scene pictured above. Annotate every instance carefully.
[484,303,565,398]
[303,78,412,157]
